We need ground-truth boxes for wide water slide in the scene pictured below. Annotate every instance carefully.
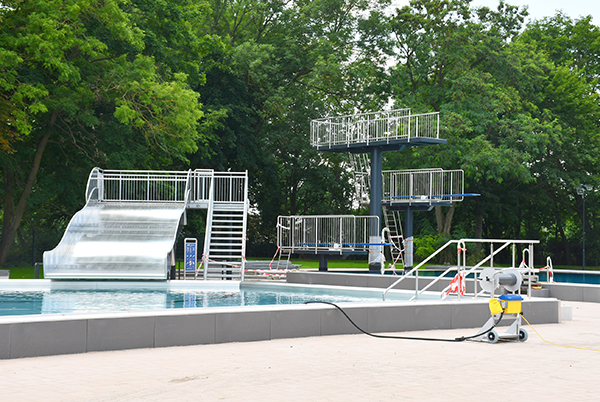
[43,168,212,279]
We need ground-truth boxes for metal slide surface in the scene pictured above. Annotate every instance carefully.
[43,202,185,279]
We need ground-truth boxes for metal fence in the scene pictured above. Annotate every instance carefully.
[383,168,464,204]
[84,168,247,205]
[212,172,248,204]
[310,109,440,148]
[277,215,380,254]
[85,169,190,203]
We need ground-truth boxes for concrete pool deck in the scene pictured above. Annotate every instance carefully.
[1,300,599,401]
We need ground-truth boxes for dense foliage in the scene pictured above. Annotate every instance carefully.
[1,0,599,267]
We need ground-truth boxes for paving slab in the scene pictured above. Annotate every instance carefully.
[0,301,599,401]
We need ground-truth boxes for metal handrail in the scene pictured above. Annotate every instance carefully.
[436,240,514,300]
[311,109,440,148]
[383,168,464,204]
[383,239,459,300]
[202,171,216,280]
[382,238,540,300]
[277,215,381,255]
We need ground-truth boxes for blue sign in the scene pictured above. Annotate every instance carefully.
[184,239,197,272]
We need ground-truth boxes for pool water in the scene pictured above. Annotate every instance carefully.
[0,282,414,316]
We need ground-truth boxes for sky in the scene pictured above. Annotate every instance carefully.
[390,0,599,23]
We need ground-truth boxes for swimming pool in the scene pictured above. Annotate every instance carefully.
[0,278,561,359]
[0,280,432,317]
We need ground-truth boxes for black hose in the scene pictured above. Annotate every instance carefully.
[304,300,504,343]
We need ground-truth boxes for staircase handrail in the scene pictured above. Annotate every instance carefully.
[202,170,215,280]
[240,170,249,279]
[383,238,540,300]
[382,239,459,300]
[85,167,102,203]
[435,240,513,300]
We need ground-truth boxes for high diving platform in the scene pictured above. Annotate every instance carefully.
[43,168,249,280]
[309,108,478,271]
[310,109,446,153]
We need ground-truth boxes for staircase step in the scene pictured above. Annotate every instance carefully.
[210,243,243,247]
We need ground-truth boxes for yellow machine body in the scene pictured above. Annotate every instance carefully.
[502,299,522,314]
[489,298,503,315]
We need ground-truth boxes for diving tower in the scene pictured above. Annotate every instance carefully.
[43,168,248,280]
[311,108,475,271]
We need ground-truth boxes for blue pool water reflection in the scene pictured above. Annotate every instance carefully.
[0,283,412,316]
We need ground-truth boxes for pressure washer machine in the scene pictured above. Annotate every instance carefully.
[471,294,528,343]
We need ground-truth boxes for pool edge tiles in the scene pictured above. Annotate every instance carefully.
[0,295,561,359]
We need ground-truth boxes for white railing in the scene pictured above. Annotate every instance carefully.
[311,109,439,148]
[382,238,540,300]
[84,168,248,206]
[212,172,247,204]
[85,168,192,203]
[188,169,214,204]
[277,215,380,254]
[383,168,464,204]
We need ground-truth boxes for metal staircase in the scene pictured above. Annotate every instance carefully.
[202,172,249,280]
[348,153,370,205]
[383,206,405,269]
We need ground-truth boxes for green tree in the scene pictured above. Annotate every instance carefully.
[0,0,205,265]
[520,14,600,265]
[381,0,553,240]
[193,0,392,254]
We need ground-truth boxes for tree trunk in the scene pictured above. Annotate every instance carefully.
[0,126,52,265]
[435,204,455,236]
[435,204,456,264]
[475,203,483,239]
[435,205,443,234]
[558,221,571,266]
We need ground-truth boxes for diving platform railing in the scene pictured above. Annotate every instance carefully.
[348,166,469,206]
[277,215,381,254]
[382,239,540,301]
[310,108,440,150]
[383,168,467,205]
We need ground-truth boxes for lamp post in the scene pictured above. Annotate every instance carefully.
[577,185,592,270]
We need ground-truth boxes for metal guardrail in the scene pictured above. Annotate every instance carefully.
[382,238,540,301]
[277,215,380,254]
[311,109,440,148]
[84,168,247,206]
[86,168,194,203]
[383,168,464,204]
[212,172,247,203]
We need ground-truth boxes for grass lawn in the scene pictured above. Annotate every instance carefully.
[6,266,44,279]
[288,259,370,269]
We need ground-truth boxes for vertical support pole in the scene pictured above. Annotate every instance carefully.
[319,255,328,272]
[583,191,586,271]
[404,206,414,275]
[369,147,383,272]
[32,228,36,267]
[528,243,534,299]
